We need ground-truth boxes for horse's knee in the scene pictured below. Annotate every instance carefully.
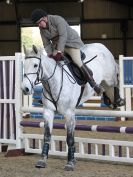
[43,109,54,133]
[65,110,76,132]
[65,118,76,133]
[43,108,54,120]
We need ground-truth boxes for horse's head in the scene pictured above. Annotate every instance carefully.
[21,45,42,95]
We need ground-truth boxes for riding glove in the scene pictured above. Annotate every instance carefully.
[53,52,62,61]
[48,54,54,58]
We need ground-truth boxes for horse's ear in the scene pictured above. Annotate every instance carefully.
[23,45,27,55]
[32,45,38,54]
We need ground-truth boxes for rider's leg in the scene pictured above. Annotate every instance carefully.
[64,47,101,94]
[80,63,102,94]
[64,47,83,66]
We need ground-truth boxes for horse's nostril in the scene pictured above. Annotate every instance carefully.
[25,87,29,92]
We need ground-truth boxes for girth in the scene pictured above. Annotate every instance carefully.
[76,85,85,107]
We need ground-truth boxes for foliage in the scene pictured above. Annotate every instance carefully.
[22,34,33,48]
[21,27,43,52]
[21,28,33,49]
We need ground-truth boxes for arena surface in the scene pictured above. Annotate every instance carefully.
[1,153,133,177]
[1,119,133,177]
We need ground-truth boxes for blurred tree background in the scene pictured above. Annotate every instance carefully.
[21,27,43,52]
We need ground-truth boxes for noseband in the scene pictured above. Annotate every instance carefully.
[24,56,43,88]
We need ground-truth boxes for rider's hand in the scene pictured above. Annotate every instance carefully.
[53,51,62,61]
[48,54,54,58]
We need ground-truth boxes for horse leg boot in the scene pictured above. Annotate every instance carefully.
[35,123,51,168]
[64,131,76,171]
[80,64,102,94]
[114,87,125,107]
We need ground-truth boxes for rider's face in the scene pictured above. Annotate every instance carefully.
[37,17,47,29]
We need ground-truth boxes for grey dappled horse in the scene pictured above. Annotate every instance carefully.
[21,43,124,170]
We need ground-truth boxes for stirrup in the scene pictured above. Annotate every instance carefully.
[93,84,103,95]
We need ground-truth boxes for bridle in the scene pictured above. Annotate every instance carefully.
[24,55,63,111]
[24,55,59,85]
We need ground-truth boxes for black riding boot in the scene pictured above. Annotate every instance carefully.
[114,87,125,107]
[80,64,101,94]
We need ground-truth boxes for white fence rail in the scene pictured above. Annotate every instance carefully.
[23,134,133,164]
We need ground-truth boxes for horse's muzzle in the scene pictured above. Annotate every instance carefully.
[23,87,30,95]
[21,85,31,95]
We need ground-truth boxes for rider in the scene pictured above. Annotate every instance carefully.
[31,8,102,94]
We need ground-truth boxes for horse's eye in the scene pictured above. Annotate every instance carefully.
[34,64,38,68]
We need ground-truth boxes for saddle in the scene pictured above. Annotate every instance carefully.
[63,51,87,86]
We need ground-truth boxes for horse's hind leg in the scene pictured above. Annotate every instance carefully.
[101,81,125,109]
[113,87,125,107]
[64,110,76,171]
[35,109,54,168]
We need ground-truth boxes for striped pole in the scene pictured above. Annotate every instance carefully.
[20,121,133,134]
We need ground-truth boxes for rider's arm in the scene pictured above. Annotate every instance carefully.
[40,29,53,55]
[53,16,67,52]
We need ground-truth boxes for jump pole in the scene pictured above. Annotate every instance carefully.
[21,106,133,118]
[20,121,133,134]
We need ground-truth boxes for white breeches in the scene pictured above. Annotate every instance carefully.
[64,47,83,67]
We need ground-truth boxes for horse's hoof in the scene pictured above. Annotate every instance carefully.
[64,160,76,171]
[115,98,126,107]
[35,159,47,168]
[64,162,74,171]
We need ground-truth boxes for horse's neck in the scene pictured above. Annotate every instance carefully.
[41,56,61,88]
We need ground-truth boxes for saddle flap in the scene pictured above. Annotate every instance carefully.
[63,54,86,86]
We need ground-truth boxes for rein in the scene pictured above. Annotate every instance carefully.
[40,62,65,111]
[84,55,97,65]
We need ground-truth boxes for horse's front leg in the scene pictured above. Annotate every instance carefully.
[35,108,54,168]
[64,110,76,171]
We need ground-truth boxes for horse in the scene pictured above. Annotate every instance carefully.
[21,43,124,171]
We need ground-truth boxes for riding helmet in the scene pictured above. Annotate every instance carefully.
[31,9,48,23]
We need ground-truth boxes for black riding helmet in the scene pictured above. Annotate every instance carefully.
[31,9,48,23]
